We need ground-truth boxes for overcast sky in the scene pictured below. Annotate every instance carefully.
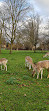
[29,0,49,16]
[0,0,49,16]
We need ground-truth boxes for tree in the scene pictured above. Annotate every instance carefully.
[2,0,30,54]
[0,21,1,53]
[0,2,8,53]
[33,14,40,51]
[40,19,49,50]
[0,20,4,54]
[22,13,40,52]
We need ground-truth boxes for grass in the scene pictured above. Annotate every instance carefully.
[0,50,49,111]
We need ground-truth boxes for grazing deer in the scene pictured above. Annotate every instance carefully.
[32,60,49,79]
[47,69,49,78]
[25,56,35,70]
[47,74,49,78]
[0,58,8,71]
[43,52,49,58]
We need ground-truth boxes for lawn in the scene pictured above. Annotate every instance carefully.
[0,50,49,111]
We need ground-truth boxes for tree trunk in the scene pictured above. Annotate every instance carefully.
[34,45,36,53]
[35,45,36,50]
[32,47,33,51]
[34,49,35,53]
[0,37,1,54]
[10,43,12,54]
[17,47,18,51]
[0,30,2,54]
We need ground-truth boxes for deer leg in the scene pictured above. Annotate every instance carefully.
[27,62,29,67]
[5,65,7,71]
[2,66,5,70]
[1,65,2,70]
[47,69,49,72]
[47,69,49,78]
[6,65,7,71]
[41,70,43,79]
[4,64,7,71]
[29,64,31,70]
[4,66,5,70]
[37,72,39,79]
[25,61,27,67]
[1,63,6,70]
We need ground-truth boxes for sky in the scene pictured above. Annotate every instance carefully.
[29,0,49,16]
[0,0,3,6]
[0,0,49,16]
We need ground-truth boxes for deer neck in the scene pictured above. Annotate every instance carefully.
[32,62,36,69]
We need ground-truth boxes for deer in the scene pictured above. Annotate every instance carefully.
[47,69,49,78]
[0,58,8,71]
[32,60,49,79]
[47,74,49,78]
[25,56,35,70]
[43,52,49,58]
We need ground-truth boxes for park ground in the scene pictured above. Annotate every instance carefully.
[0,50,49,111]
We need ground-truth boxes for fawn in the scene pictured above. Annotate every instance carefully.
[0,58,8,71]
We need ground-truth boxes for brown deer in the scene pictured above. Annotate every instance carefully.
[43,52,49,58]
[25,56,35,70]
[47,69,49,78]
[32,60,49,79]
[0,58,8,71]
[47,74,49,78]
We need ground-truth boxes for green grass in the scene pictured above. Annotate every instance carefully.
[0,50,49,111]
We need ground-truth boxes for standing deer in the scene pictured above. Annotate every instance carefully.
[0,58,8,71]
[43,52,49,58]
[25,56,35,70]
[32,60,49,79]
[47,69,49,78]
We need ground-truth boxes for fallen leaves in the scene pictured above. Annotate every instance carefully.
[19,84,30,88]
[46,102,49,104]
[22,84,26,87]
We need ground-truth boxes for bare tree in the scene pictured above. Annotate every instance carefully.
[44,20,49,50]
[0,20,4,54]
[22,13,40,52]
[0,20,1,53]
[34,14,40,52]
[0,2,9,53]
[40,19,49,50]
[2,0,30,54]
